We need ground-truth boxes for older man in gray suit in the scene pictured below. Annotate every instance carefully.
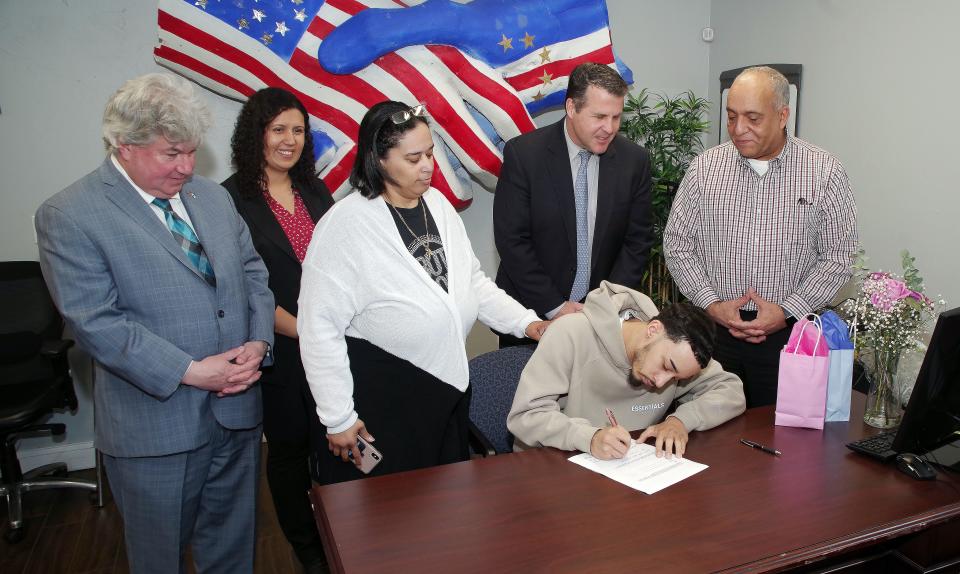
[36,74,274,574]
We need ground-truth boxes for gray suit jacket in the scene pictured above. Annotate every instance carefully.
[36,158,274,458]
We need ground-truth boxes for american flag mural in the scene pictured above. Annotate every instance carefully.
[156,0,631,209]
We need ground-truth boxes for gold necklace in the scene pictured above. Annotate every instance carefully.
[388,198,434,258]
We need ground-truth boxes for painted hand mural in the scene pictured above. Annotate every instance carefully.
[156,0,630,208]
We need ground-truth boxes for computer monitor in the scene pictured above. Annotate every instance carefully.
[892,306,960,471]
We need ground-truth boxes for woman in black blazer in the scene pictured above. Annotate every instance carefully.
[223,87,334,573]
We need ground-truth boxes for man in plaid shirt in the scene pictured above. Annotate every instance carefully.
[663,66,857,407]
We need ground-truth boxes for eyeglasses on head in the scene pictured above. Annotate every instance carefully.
[389,104,428,125]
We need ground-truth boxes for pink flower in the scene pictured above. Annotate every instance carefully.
[883,277,911,301]
[905,289,931,304]
[866,277,915,312]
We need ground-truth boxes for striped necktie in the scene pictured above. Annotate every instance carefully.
[151,198,216,287]
[570,149,592,302]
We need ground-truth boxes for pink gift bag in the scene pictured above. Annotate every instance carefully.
[784,315,830,357]
[775,315,830,429]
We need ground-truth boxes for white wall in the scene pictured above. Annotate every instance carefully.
[608,0,712,99]
[708,0,960,308]
[0,2,241,261]
[0,0,711,468]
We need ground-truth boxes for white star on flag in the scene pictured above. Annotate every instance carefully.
[275,21,289,36]
[252,9,265,22]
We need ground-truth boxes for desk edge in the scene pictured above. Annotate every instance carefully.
[715,501,960,573]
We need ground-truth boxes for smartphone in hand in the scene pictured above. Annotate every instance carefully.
[349,436,383,474]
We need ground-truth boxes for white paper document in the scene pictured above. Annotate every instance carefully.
[568,441,707,494]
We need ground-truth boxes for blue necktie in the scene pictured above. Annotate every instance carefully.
[152,198,216,287]
[570,149,591,302]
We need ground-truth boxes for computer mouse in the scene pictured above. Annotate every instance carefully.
[895,453,937,481]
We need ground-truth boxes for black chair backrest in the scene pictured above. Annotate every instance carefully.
[0,261,62,340]
[0,262,73,409]
[0,332,43,366]
[468,345,537,454]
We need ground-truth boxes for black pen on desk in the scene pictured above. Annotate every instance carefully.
[604,407,619,427]
[740,438,781,456]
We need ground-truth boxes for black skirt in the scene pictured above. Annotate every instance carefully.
[311,336,471,484]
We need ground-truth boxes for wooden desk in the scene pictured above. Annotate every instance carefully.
[311,396,960,573]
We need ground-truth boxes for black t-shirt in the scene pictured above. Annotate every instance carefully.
[387,200,448,291]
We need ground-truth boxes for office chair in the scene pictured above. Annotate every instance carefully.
[467,345,537,456]
[0,261,98,544]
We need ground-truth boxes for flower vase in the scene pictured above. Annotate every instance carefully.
[863,348,903,429]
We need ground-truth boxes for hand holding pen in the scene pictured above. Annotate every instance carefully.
[589,408,632,460]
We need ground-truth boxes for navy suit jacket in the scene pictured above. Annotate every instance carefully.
[36,158,274,458]
[493,119,653,316]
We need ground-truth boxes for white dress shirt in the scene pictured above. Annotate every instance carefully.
[111,154,197,230]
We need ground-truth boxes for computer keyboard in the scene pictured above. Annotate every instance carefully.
[846,429,899,461]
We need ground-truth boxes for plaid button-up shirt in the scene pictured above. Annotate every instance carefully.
[664,136,858,319]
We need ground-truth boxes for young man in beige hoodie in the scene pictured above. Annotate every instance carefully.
[507,281,746,460]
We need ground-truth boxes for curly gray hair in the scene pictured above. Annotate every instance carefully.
[101,73,211,153]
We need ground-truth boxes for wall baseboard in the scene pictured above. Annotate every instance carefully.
[19,438,267,471]
[18,441,96,472]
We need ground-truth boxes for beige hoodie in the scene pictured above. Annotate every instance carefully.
[508,282,746,453]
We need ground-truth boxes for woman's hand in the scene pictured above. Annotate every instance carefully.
[326,419,376,467]
[525,320,550,341]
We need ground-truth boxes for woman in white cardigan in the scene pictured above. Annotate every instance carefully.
[298,101,548,483]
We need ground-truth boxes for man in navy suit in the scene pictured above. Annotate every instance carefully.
[493,63,653,346]
[36,74,274,574]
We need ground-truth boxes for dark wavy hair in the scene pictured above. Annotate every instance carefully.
[349,100,429,199]
[565,62,628,112]
[229,87,318,199]
[655,301,717,369]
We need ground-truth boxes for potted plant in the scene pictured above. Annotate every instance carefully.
[619,88,710,306]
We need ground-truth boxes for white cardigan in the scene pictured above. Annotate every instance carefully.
[298,188,538,434]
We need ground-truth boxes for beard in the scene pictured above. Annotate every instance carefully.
[626,346,650,389]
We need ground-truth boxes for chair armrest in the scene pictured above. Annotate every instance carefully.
[468,421,496,458]
[40,339,74,357]
[39,339,78,410]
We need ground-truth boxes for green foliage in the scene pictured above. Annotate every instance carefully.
[618,89,710,304]
[900,249,924,291]
[852,246,869,277]
[620,89,710,249]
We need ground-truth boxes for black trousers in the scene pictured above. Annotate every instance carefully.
[712,311,795,409]
[312,337,471,485]
[261,335,326,568]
